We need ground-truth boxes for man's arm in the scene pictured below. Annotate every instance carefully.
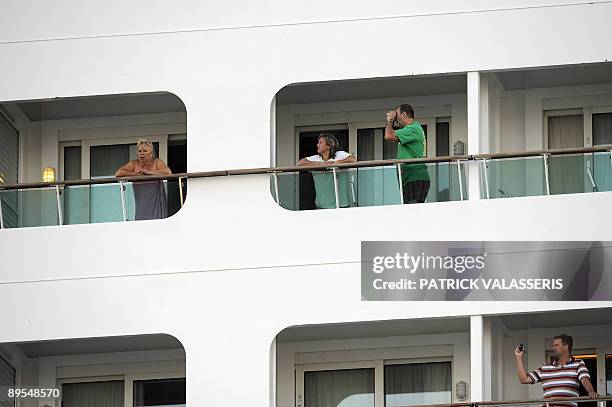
[332,155,356,164]
[385,120,399,142]
[115,161,139,177]
[298,158,327,166]
[578,361,598,399]
[141,158,172,175]
[383,110,398,142]
[580,377,598,399]
[515,347,534,384]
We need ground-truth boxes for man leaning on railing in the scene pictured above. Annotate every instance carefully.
[115,139,172,220]
[515,334,598,406]
[297,133,356,209]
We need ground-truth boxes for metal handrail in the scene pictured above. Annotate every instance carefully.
[1,145,611,192]
[407,395,612,407]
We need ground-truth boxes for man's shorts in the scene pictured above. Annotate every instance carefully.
[403,180,430,204]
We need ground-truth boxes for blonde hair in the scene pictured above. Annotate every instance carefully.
[136,139,155,158]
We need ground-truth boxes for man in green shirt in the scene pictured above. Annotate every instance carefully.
[384,104,430,203]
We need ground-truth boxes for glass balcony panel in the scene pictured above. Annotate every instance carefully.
[356,166,401,207]
[89,183,126,223]
[273,170,358,210]
[0,190,18,228]
[18,188,60,227]
[591,151,612,192]
[272,172,300,211]
[483,156,546,199]
[427,161,466,203]
[63,185,91,225]
[549,153,589,195]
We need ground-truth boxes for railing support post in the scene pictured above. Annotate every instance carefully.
[586,160,598,192]
[397,163,404,204]
[0,192,4,229]
[179,176,185,207]
[272,172,280,204]
[481,159,490,199]
[55,185,63,226]
[119,181,127,221]
[457,160,464,201]
[332,168,340,209]
[543,154,550,195]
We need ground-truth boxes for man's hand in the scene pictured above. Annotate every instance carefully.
[514,346,525,359]
[386,110,396,122]
[588,391,598,400]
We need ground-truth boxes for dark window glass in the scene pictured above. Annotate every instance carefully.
[436,122,450,157]
[593,112,612,145]
[64,146,82,180]
[133,378,186,407]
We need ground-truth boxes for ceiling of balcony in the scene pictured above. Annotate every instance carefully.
[276,62,612,105]
[9,92,185,122]
[276,73,468,105]
[277,317,470,342]
[494,62,612,90]
[10,334,184,358]
[498,306,612,331]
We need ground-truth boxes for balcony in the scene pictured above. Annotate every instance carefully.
[0,334,186,407]
[276,307,612,407]
[272,62,612,209]
[0,92,187,228]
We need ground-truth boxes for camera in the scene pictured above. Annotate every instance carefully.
[517,344,524,352]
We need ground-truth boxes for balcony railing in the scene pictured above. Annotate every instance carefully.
[407,395,612,407]
[273,145,612,210]
[0,146,611,228]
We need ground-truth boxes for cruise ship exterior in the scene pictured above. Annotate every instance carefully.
[1,1,612,407]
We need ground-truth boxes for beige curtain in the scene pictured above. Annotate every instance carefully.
[304,368,374,407]
[62,381,124,407]
[548,115,584,194]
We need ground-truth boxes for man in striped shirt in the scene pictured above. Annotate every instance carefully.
[515,334,598,406]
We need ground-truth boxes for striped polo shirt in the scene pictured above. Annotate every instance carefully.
[528,357,590,406]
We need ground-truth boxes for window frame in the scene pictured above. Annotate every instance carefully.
[59,135,168,181]
[542,108,585,151]
[352,117,451,161]
[127,372,186,407]
[294,124,350,164]
[295,356,453,407]
[57,371,185,407]
[589,106,612,146]
[540,107,612,150]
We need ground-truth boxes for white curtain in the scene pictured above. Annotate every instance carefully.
[304,368,374,407]
[62,381,124,407]
[385,362,452,407]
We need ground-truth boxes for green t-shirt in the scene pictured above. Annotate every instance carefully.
[395,120,430,184]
